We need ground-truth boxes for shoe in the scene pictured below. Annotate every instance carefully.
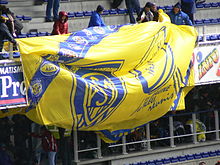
[45,18,53,22]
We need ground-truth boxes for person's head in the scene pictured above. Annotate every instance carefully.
[59,11,68,23]
[173,3,181,14]
[215,161,220,165]
[199,161,206,165]
[0,14,8,23]
[144,2,154,12]
[0,143,6,151]
[149,3,157,12]
[96,5,104,14]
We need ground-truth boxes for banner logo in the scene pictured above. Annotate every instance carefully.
[73,70,126,128]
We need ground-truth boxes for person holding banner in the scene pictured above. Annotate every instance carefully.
[167,3,193,26]
[0,14,17,58]
[88,5,106,28]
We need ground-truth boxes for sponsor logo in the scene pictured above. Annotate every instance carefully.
[40,61,59,76]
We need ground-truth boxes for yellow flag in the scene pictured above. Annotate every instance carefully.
[16,11,197,142]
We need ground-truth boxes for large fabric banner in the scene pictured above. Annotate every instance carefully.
[13,11,197,142]
[194,43,220,85]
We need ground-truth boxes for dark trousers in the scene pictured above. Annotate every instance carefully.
[125,0,141,23]
[46,0,60,20]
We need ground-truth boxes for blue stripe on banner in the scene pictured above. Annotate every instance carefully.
[58,25,123,64]
[26,60,60,111]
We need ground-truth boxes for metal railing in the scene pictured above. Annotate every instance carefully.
[72,108,220,163]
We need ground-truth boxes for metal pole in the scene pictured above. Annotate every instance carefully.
[97,134,103,158]
[169,116,175,147]
[73,130,79,163]
[146,123,151,151]
[9,43,13,60]
[214,110,219,140]
[122,135,127,155]
[202,26,206,42]
[192,113,198,144]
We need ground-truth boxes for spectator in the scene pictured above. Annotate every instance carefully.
[88,5,106,28]
[0,5,23,36]
[125,0,141,24]
[149,2,159,21]
[215,161,220,165]
[136,2,154,23]
[167,3,192,26]
[199,161,206,165]
[30,126,57,165]
[51,11,68,35]
[0,143,12,165]
[181,0,196,24]
[0,14,17,57]
[46,0,60,22]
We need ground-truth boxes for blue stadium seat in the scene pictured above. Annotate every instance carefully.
[83,11,93,17]
[202,19,211,24]
[186,154,194,160]
[209,151,217,157]
[206,35,211,41]
[218,2,220,7]
[216,150,220,155]
[0,0,8,4]
[74,12,84,17]
[210,34,218,41]
[211,2,219,7]
[68,12,75,18]
[170,157,179,163]
[154,159,163,165]
[195,20,203,25]
[117,8,127,14]
[22,16,32,21]
[157,6,165,10]
[17,32,27,38]
[177,156,187,162]
[193,153,202,159]
[109,9,117,15]
[162,158,171,164]
[203,3,212,8]
[1,52,20,59]
[164,5,173,11]
[197,36,203,42]
[210,18,219,24]
[201,152,209,158]
[38,32,48,37]
[218,34,220,40]
[101,10,110,15]
[196,3,204,8]
[16,15,23,21]
[147,160,156,165]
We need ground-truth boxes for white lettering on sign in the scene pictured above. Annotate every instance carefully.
[0,76,25,98]
[0,66,22,75]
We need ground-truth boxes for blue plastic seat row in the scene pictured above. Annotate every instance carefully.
[195,18,220,25]
[198,34,220,42]
[196,2,220,8]
[16,15,32,21]
[68,9,128,18]
[127,150,220,165]
[16,32,51,38]
[0,0,8,4]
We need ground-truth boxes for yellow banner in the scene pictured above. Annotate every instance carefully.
[15,11,197,142]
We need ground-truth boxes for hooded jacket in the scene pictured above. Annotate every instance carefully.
[51,11,68,35]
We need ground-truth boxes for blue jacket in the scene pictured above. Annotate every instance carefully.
[88,11,106,28]
[168,10,193,26]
